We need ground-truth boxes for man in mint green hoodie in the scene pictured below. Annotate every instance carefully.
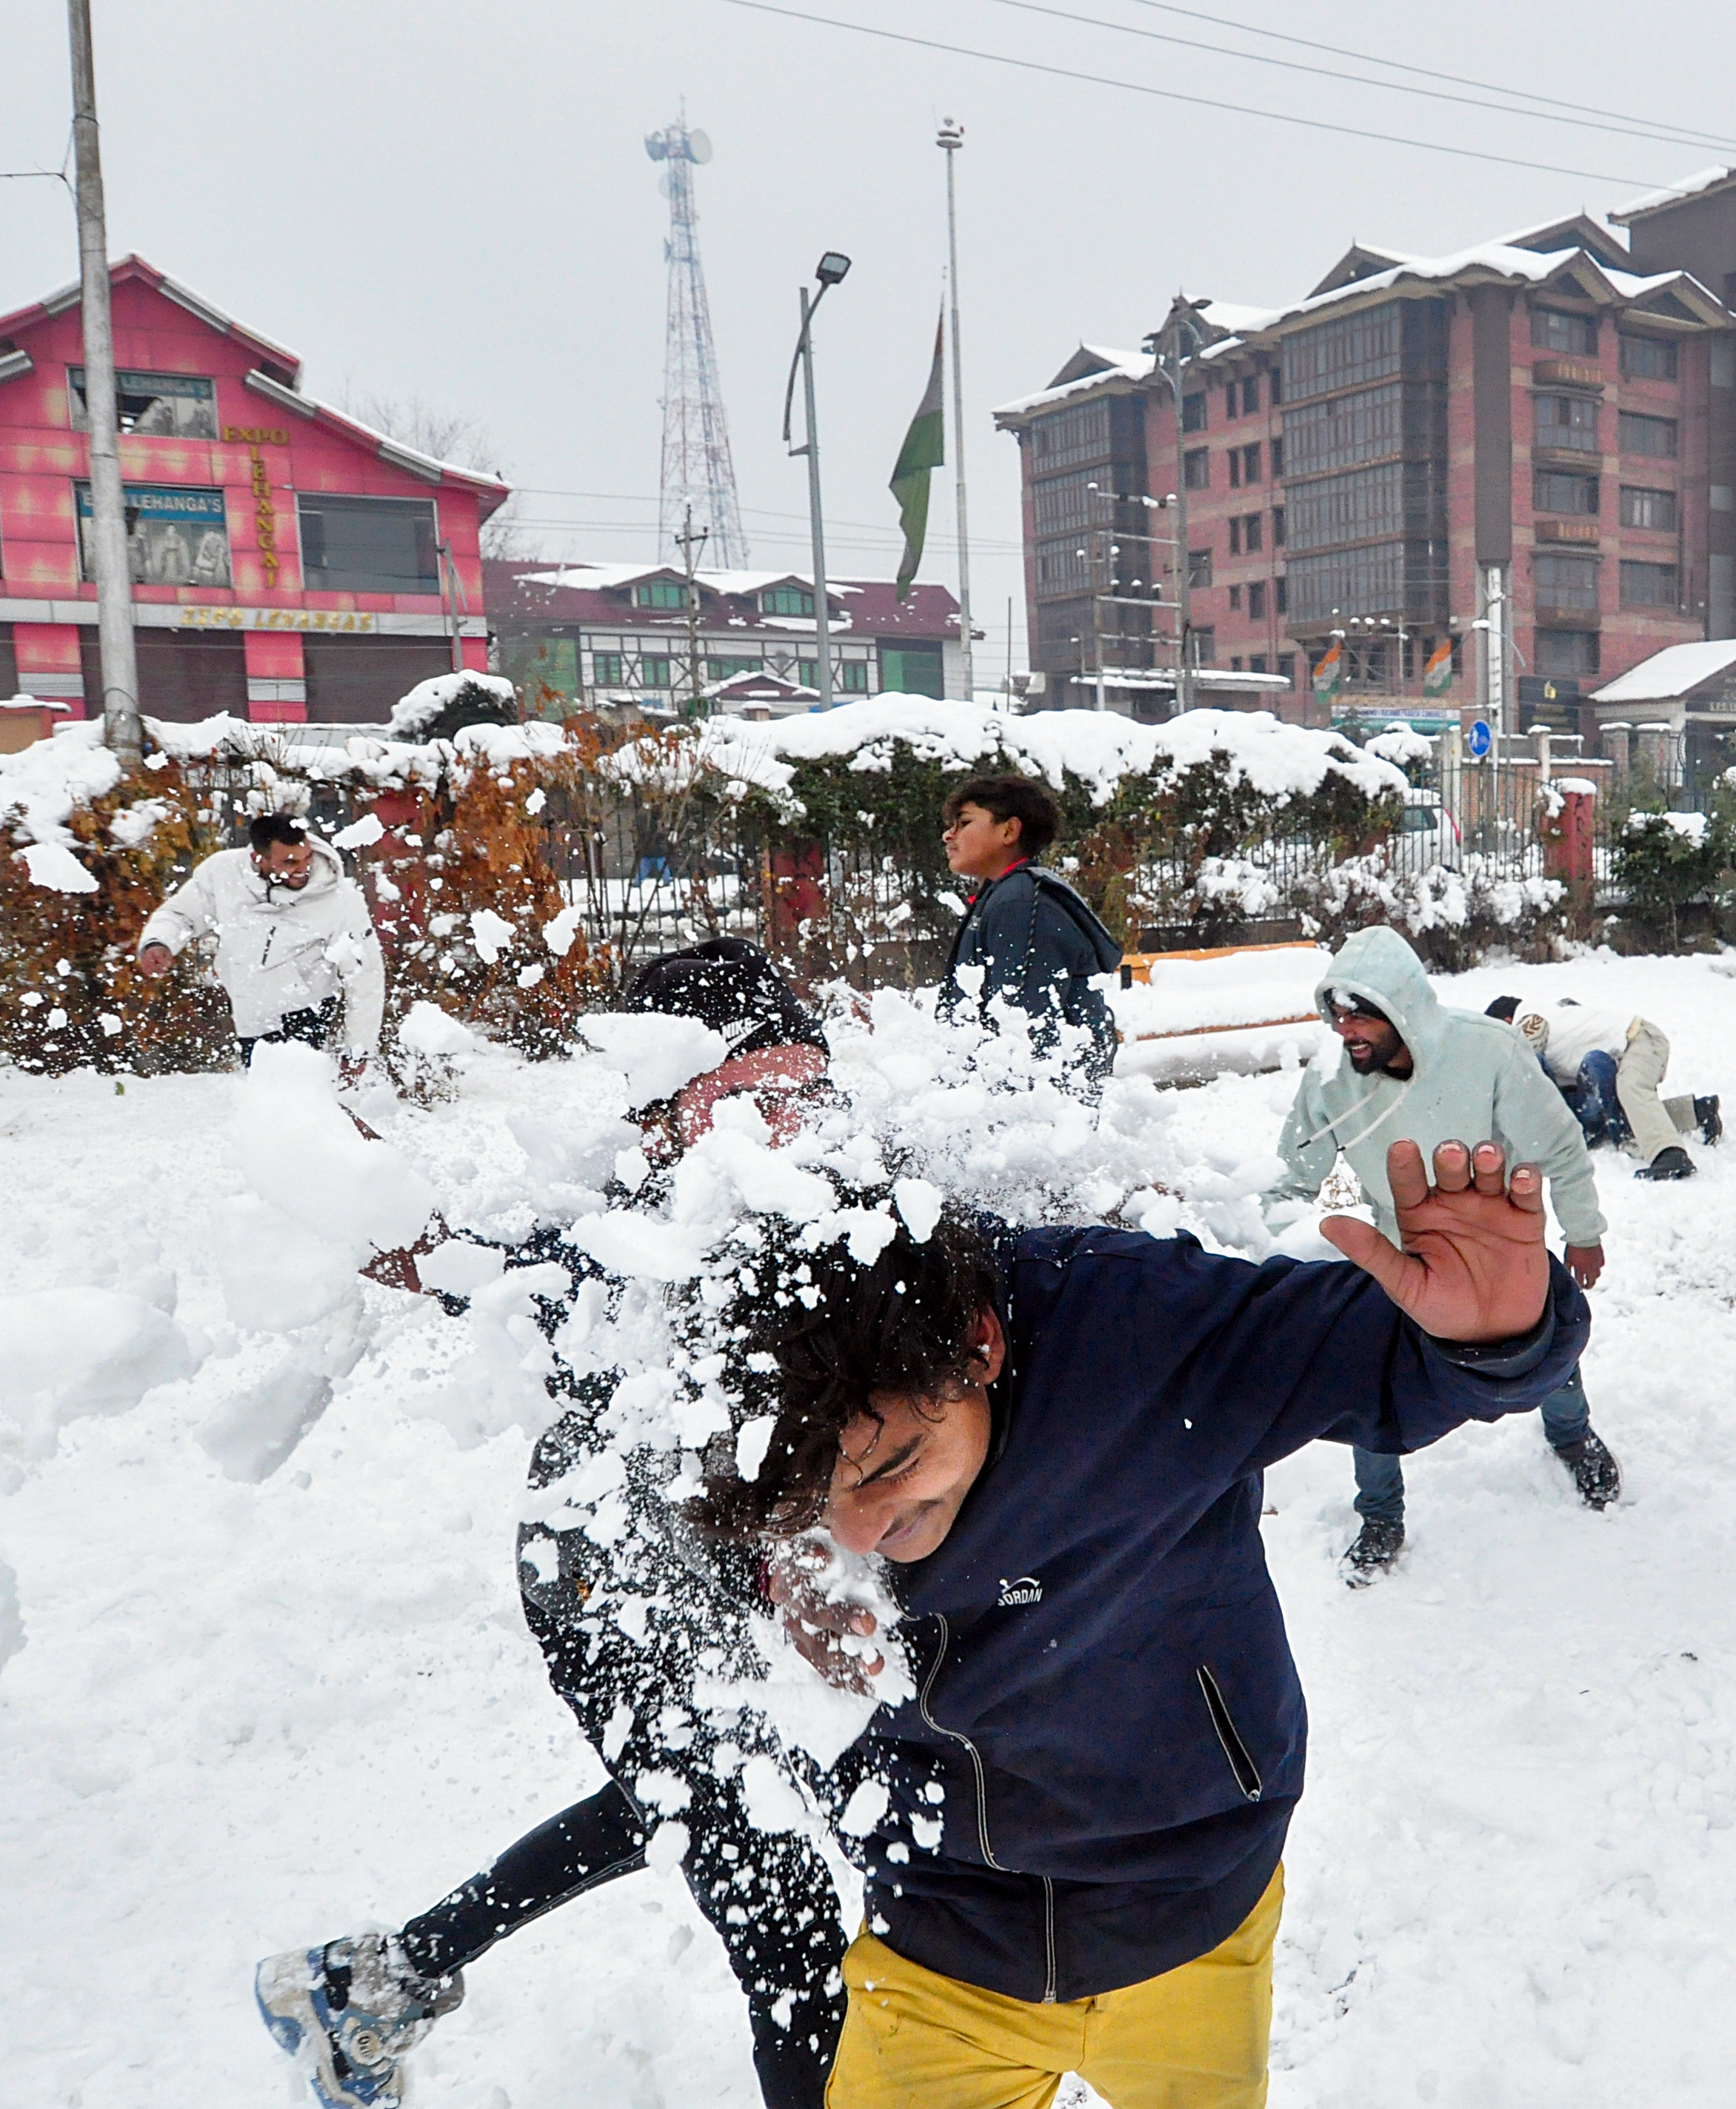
[1262,926,1618,1580]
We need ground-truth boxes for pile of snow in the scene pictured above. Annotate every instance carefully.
[0,1286,198,1463]
[1362,721,1436,771]
[0,718,122,855]
[385,671,518,742]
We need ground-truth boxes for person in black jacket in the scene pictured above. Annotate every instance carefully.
[936,775,1122,1092]
[698,1137,1588,2109]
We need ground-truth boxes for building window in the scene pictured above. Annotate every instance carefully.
[641,655,672,688]
[76,481,232,586]
[1531,307,1599,356]
[1619,411,1677,458]
[1229,585,1242,611]
[1189,548,1213,587]
[1249,653,1268,672]
[1183,448,1209,489]
[1182,391,1208,432]
[1619,334,1677,380]
[1535,395,1599,452]
[1275,575,1288,615]
[1286,541,1407,624]
[706,656,759,681]
[1225,384,1239,422]
[1231,655,1244,672]
[1030,396,1112,469]
[1620,484,1677,530]
[1281,300,1403,404]
[1192,627,1216,665]
[1242,444,1262,485]
[760,584,815,615]
[1229,449,1242,488]
[1228,518,1241,555]
[1249,581,1267,619]
[1620,560,1679,609]
[69,367,218,439]
[1533,469,1599,514]
[838,659,870,692]
[1035,538,1092,594]
[593,652,626,686]
[297,493,437,594]
[1533,551,1599,612]
[1244,512,1263,553]
[1278,652,1295,683]
[1272,505,1286,547]
[1535,629,1600,677]
[879,644,945,697]
[797,661,818,688]
[1270,437,1283,478]
[1283,381,1404,478]
[1241,377,1261,415]
[630,578,687,609]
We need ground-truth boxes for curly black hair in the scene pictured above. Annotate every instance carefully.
[692,1200,1002,1543]
[942,773,1059,861]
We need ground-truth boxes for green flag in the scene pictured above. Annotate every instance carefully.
[890,310,945,601]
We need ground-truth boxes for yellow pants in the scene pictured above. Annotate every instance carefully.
[826,1865,1283,2109]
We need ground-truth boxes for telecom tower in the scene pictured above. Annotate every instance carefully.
[646,118,749,569]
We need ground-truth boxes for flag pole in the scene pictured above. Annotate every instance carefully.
[938,118,974,702]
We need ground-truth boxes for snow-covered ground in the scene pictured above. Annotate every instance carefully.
[3,950,1735,2107]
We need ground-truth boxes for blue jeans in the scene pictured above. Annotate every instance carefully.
[1352,1366,1592,1524]
[1563,1052,1631,1148]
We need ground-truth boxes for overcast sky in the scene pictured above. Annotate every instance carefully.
[7,1,1735,686]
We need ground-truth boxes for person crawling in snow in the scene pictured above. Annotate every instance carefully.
[257,939,857,2109]
[936,774,1122,1097]
[1261,926,1621,1582]
[692,1135,1588,2109]
[137,810,384,1074]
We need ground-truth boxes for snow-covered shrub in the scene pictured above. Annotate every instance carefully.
[1611,806,1727,952]
[1293,848,1566,970]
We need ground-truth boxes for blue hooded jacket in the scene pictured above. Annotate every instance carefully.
[855,1224,1589,2003]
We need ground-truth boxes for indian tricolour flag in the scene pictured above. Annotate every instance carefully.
[1423,639,1455,695]
[1312,639,1343,701]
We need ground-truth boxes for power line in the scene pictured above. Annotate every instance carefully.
[1125,0,1736,157]
[712,0,1680,190]
[979,0,1736,157]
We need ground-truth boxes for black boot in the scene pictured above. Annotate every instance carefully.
[1554,1428,1621,1510]
[1342,1518,1405,1587]
[1696,1095,1722,1146]
[1636,1145,1695,1180]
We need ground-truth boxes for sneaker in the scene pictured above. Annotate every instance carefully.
[1697,1095,1723,1146]
[1554,1429,1621,1510]
[1635,1146,1695,1180]
[1342,1518,1405,1587]
[256,1934,463,2109]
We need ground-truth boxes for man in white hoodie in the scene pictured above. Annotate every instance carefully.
[1263,927,1618,1580]
[138,812,384,1066]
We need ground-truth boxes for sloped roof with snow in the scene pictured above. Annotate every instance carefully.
[1612,166,1736,224]
[1592,641,1736,704]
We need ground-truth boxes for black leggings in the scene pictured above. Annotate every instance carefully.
[397,1774,844,2109]
[237,996,340,1065]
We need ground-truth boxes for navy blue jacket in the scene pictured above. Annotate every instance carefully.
[938,864,1121,1086]
[856,1226,1589,2002]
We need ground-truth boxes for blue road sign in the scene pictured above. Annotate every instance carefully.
[1468,719,1492,758]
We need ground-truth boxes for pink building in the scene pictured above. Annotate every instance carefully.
[0,256,508,723]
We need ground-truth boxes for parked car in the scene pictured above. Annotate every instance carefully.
[1386,787,1463,875]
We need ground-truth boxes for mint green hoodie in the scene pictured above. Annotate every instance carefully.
[1263,926,1606,1247]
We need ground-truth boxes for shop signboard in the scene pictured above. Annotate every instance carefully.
[70,367,219,439]
[76,481,232,588]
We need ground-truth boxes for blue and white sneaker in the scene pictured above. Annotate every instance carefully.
[256,1933,463,2108]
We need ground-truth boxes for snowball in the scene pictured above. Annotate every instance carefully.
[470,908,515,965]
[738,1754,811,1836]
[566,1211,707,1282]
[892,1177,943,1243]
[16,841,96,894]
[543,904,583,957]
[331,811,385,849]
[839,1777,890,1838]
[396,1000,474,1057]
[645,1819,691,1874]
[578,1012,727,1106]
[735,1415,777,1483]
[415,1239,507,1297]
[0,1289,198,1460]
[231,1043,438,1256]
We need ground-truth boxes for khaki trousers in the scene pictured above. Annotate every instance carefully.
[1617,1019,1697,1165]
[825,1865,1283,2109]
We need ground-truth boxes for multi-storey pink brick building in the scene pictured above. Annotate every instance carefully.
[998,189,1736,753]
[0,256,507,723]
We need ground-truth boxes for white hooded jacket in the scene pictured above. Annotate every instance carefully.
[1262,925,1606,1247]
[138,840,384,1051]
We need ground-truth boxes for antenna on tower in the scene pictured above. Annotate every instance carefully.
[646,118,749,570]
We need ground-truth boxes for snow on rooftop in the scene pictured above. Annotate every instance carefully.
[993,347,1155,419]
[525,564,860,598]
[1614,165,1736,221]
[1592,641,1736,704]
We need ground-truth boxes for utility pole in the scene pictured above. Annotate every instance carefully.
[1148,295,1208,718]
[67,0,139,761]
[938,118,975,701]
[782,253,850,709]
[437,540,465,673]
[675,504,710,716]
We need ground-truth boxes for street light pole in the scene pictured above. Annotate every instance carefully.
[1149,295,1206,717]
[938,118,975,701]
[67,0,139,761]
[783,253,851,709]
